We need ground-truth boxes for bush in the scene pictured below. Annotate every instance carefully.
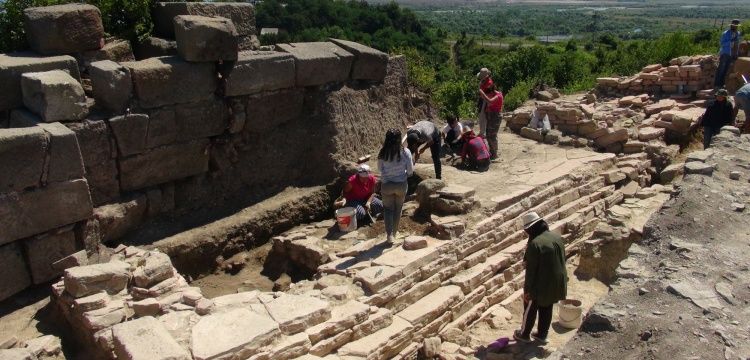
[503,78,534,112]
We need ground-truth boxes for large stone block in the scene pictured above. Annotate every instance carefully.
[153,2,256,39]
[94,195,148,243]
[134,37,178,59]
[191,308,279,360]
[38,122,86,183]
[66,120,120,205]
[0,242,32,301]
[0,179,93,245]
[23,229,77,284]
[108,114,149,157]
[244,89,303,132]
[0,53,80,112]
[145,98,227,147]
[63,260,130,298]
[23,4,104,55]
[276,42,354,87]
[0,126,47,193]
[223,51,295,96]
[90,60,132,113]
[122,56,217,109]
[174,15,238,62]
[329,38,388,81]
[119,139,210,191]
[76,39,135,67]
[594,128,629,148]
[264,294,332,335]
[21,70,88,122]
[112,316,191,360]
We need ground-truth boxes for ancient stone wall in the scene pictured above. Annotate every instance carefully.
[595,56,718,97]
[0,3,429,301]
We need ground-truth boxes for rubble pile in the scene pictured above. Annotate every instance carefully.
[595,56,717,97]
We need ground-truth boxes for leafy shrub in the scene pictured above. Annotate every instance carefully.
[503,78,534,112]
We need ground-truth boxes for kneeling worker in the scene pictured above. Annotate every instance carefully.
[460,128,491,170]
[334,164,383,225]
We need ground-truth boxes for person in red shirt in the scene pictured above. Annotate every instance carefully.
[477,68,494,137]
[334,164,383,225]
[479,84,504,160]
[460,128,491,170]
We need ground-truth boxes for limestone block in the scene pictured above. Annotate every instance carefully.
[153,2,256,39]
[0,242,32,301]
[119,139,210,191]
[0,53,80,112]
[397,285,464,328]
[145,99,227,147]
[74,291,110,312]
[269,333,311,359]
[372,241,439,276]
[93,195,147,243]
[329,38,388,81]
[122,56,216,109]
[684,162,713,176]
[82,301,127,331]
[0,126,47,193]
[309,329,352,356]
[90,60,132,113]
[520,127,544,142]
[0,348,35,359]
[338,316,414,359]
[133,252,173,288]
[66,119,120,205]
[23,229,77,284]
[191,308,279,360]
[437,185,475,200]
[594,128,628,148]
[108,114,149,157]
[264,294,331,335]
[686,149,713,163]
[659,163,683,183]
[112,316,191,360]
[277,42,354,87]
[23,335,62,358]
[403,236,428,250]
[21,70,88,122]
[135,37,178,59]
[38,122,85,183]
[223,51,295,96]
[638,127,665,142]
[0,179,93,245]
[305,300,369,344]
[174,15,238,62]
[245,89,304,132]
[23,4,104,55]
[63,260,130,298]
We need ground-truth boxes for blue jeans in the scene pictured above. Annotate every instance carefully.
[714,54,733,88]
[347,198,383,225]
[381,181,407,238]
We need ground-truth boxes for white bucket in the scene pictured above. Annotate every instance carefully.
[335,207,357,232]
[557,299,583,329]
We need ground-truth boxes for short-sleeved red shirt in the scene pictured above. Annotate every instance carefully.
[345,174,376,202]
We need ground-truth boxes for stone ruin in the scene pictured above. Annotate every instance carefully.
[46,148,669,359]
[0,2,432,303]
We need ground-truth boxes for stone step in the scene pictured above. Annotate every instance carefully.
[396,285,463,329]
[337,316,414,360]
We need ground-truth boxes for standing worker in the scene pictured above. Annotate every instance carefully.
[514,212,568,344]
[479,84,504,160]
[477,68,494,137]
[406,120,443,180]
[378,128,414,244]
[715,19,742,88]
[699,88,734,148]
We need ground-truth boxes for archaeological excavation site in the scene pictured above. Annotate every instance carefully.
[1,2,749,360]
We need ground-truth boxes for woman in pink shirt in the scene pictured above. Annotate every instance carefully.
[479,84,504,160]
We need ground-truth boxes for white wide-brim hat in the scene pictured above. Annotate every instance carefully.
[522,211,544,229]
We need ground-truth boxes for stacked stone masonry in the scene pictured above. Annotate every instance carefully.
[49,152,643,359]
[0,2,403,301]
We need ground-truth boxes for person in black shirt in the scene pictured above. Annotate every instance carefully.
[700,89,734,149]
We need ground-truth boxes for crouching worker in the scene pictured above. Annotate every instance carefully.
[334,164,383,226]
[406,120,442,179]
[528,104,551,136]
[514,212,568,345]
[460,128,491,171]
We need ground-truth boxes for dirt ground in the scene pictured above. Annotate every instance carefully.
[559,136,750,359]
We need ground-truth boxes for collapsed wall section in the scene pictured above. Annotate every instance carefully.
[0,2,431,301]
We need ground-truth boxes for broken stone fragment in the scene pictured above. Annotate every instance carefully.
[684,162,714,176]
[133,251,173,288]
[403,236,428,250]
[729,171,740,180]
[21,335,62,358]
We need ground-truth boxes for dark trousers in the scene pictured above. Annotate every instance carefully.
[703,126,719,149]
[430,135,442,179]
[485,111,501,159]
[714,54,732,88]
[520,299,554,339]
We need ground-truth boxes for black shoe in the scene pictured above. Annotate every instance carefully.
[531,332,548,344]
[513,330,532,344]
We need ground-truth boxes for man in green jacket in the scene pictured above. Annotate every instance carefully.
[514,211,568,344]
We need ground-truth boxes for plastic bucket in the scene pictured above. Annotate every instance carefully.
[335,207,357,232]
[557,299,583,329]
